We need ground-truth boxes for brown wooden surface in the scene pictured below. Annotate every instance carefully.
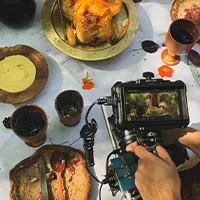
[170,0,200,44]
[0,45,48,104]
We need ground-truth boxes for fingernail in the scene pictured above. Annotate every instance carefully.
[126,145,132,152]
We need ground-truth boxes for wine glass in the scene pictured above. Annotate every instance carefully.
[161,19,200,66]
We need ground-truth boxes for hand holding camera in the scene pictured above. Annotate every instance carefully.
[162,127,200,159]
[127,143,181,200]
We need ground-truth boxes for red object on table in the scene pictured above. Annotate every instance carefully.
[158,65,174,78]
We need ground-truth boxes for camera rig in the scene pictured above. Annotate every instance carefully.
[80,72,190,199]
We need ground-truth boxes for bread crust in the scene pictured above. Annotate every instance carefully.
[170,0,180,21]
[9,145,90,200]
[170,0,200,43]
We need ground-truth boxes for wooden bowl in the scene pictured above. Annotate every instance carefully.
[0,45,48,104]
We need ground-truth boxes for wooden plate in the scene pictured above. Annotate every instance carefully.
[41,0,139,61]
[9,145,90,200]
[0,45,48,104]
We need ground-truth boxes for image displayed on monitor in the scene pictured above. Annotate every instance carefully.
[125,91,180,121]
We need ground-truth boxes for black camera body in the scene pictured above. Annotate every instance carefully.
[111,72,189,131]
[108,72,190,159]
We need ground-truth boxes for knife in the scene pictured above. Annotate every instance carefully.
[57,0,66,40]
[189,59,200,88]
[41,156,49,200]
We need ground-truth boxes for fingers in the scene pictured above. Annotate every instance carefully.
[134,145,156,160]
[137,158,146,172]
[126,142,137,152]
[156,145,174,167]
[126,142,174,166]
[127,142,158,160]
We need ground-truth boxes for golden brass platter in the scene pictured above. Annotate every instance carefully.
[41,0,139,61]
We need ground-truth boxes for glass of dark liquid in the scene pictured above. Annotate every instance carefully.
[3,105,48,147]
[55,90,84,126]
[161,19,200,66]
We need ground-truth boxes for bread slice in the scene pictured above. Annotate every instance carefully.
[9,145,90,200]
[171,0,200,44]
[171,0,200,28]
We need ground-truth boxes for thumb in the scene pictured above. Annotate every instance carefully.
[156,145,174,166]
[126,142,137,152]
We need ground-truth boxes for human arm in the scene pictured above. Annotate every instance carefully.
[161,127,200,158]
[126,143,181,200]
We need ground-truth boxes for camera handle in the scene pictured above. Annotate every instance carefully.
[136,131,162,156]
[102,105,138,200]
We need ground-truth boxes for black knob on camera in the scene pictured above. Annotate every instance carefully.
[137,131,162,156]
[143,72,154,80]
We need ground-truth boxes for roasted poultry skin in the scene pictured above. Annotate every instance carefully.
[61,0,123,46]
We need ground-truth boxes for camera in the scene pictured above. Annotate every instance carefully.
[111,71,189,130]
[108,72,189,151]
[81,72,190,199]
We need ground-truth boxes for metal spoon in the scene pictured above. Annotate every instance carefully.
[50,150,65,200]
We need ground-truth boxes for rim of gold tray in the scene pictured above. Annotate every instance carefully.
[41,0,139,61]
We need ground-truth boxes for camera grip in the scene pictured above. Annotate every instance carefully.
[136,131,161,157]
[146,145,159,156]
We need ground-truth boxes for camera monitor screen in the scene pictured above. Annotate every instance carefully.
[125,91,180,121]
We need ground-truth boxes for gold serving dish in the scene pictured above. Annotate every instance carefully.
[41,0,139,61]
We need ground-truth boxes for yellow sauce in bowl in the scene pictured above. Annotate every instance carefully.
[0,55,36,93]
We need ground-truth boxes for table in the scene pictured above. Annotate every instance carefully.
[0,0,200,199]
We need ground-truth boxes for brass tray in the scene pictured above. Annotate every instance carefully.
[41,0,139,61]
[0,45,48,104]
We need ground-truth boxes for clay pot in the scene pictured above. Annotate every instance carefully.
[3,104,48,147]
[161,19,200,66]
[55,90,84,126]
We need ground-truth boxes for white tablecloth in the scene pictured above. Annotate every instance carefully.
[0,0,200,199]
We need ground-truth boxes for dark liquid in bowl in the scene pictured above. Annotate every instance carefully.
[61,105,78,118]
[171,29,194,44]
[15,111,45,137]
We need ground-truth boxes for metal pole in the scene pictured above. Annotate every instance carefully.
[101,105,138,200]
[101,105,119,150]
[124,191,141,200]
[124,191,133,200]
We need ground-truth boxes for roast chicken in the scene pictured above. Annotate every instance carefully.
[61,0,128,46]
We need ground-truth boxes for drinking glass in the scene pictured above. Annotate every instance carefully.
[161,19,200,66]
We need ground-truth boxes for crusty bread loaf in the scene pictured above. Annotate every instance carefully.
[9,145,90,200]
[171,0,200,43]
